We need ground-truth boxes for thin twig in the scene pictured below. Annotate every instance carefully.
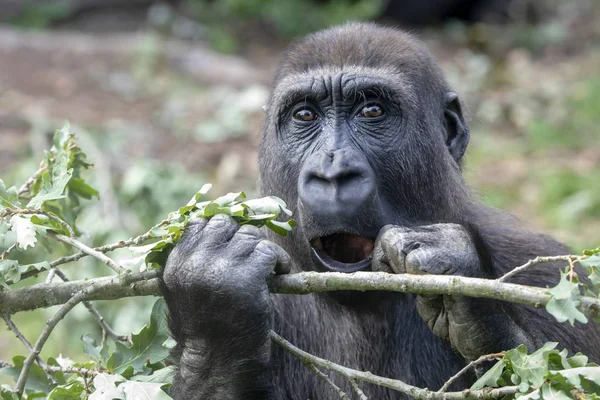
[2,313,47,368]
[12,224,160,284]
[50,233,128,274]
[52,268,131,345]
[498,255,584,282]
[438,352,505,393]
[15,285,94,396]
[270,331,519,400]
[45,268,56,283]
[17,166,45,197]
[0,360,11,368]
[307,364,350,399]
[44,365,99,377]
[349,378,368,400]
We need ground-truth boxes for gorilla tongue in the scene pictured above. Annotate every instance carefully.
[312,233,374,264]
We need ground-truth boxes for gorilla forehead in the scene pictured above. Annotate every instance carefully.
[271,66,417,112]
[273,22,448,93]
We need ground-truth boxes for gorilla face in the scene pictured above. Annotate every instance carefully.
[258,25,471,274]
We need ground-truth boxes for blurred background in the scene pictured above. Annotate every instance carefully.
[0,0,599,379]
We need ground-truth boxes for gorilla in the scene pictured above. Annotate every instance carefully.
[161,23,600,399]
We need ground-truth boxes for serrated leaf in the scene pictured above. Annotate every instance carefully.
[0,180,20,209]
[9,215,37,250]
[89,373,125,400]
[47,381,86,399]
[106,299,169,375]
[82,334,109,365]
[506,343,556,389]
[27,169,73,209]
[120,381,172,400]
[471,359,506,389]
[581,255,600,268]
[546,272,588,325]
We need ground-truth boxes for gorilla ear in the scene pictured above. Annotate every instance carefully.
[443,92,469,162]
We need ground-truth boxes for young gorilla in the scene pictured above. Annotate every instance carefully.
[162,23,600,399]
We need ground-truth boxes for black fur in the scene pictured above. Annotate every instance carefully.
[162,23,600,399]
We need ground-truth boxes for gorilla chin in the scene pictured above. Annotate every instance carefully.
[310,233,375,273]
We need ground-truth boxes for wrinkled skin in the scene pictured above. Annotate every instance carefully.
[161,23,600,399]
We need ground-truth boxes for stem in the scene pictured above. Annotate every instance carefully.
[15,287,90,396]
[438,353,505,393]
[50,233,127,274]
[498,255,584,282]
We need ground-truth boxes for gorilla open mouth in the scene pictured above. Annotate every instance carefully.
[310,233,374,273]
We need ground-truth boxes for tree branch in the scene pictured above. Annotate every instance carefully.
[269,330,518,399]
[2,271,599,320]
[49,233,128,274]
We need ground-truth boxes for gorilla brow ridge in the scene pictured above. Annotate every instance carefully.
[273,67,412,116]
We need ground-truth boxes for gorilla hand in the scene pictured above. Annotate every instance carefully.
[162,214,290,399]
[372,224,535,361]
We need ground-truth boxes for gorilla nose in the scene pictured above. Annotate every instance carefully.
[299,149,376,217]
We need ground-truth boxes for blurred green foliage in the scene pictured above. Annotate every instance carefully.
[184,0,384,48]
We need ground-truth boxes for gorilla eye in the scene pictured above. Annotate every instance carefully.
[359,104,383,118]
[293,108,317,122]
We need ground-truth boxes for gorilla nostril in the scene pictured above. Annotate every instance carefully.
[337,171,363,187]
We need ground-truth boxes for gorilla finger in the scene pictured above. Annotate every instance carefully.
[378,226,409,274]
[253,240,292,275]
[406,248,456,275]
[229,224,265,255]
[371,239,393,273]
[176,218,209,250]
[201,214,239,246]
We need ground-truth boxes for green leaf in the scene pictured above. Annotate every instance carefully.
[0,385,19,400]
[47,381,86,399]
[583,246,600,256]
[0,260,20,286]
[106,299,169,375]
[89,373,125,400]
[68,177,99,200]
[471,359,506,389]
[265,219,296,236]
[120,381,172,399]
[130,366,175,385]
[27,169,73,209]
[9,215,37,250]
[505,343,557,389]
[545,271,588,325]
[82,334,109,365]
[0,356,54,394]
[0,180,20,209]
[540,382,571,400]
[30,215,71,236]
[551,366,600,390]
[581,255,600,268]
